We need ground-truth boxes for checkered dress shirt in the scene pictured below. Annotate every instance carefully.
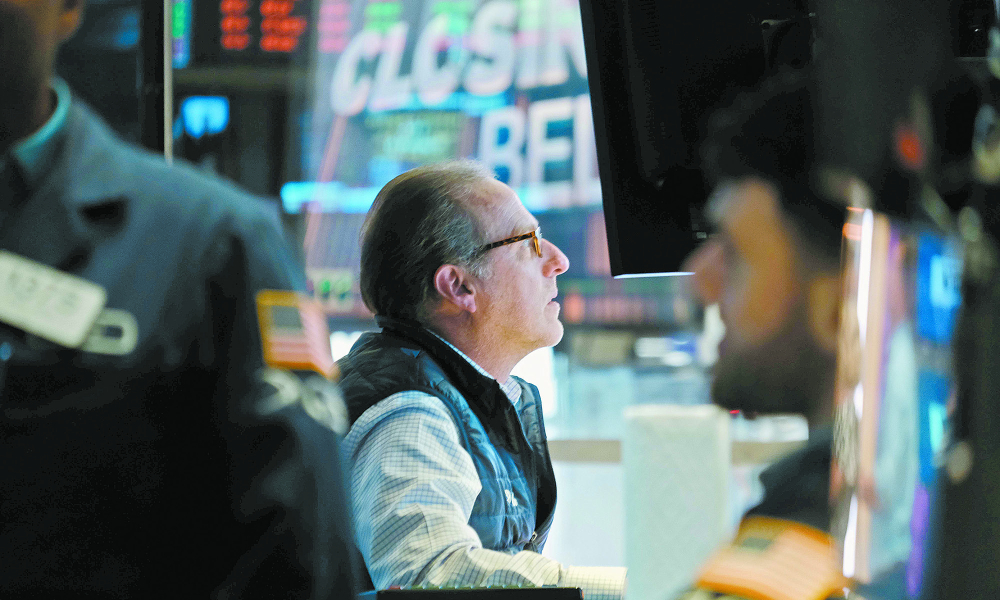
[343,336,627,599]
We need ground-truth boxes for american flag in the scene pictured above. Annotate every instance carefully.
[256,290,337,379]
[696,517,848,600]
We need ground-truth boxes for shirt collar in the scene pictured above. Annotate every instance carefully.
[9,77,71,190]
[429,330,522,405]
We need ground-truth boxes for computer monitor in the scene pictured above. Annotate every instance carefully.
[577,0,776,275]
[831,208,962,599]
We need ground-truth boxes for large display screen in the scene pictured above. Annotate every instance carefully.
[289,0,600,215]
[832,209,962,599]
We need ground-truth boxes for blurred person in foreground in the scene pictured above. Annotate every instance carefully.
[678,72,850,599]
[0,1,357,597]
[337,161,628,599]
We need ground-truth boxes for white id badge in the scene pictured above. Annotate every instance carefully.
[0,250,107,348]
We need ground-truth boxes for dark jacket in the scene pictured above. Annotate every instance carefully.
[0,100,357,599]
[338,317,558,560]
[744,427,833,532]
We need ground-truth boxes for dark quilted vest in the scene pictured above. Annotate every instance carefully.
[338,316,557,556]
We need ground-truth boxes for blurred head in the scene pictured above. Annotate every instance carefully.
[0,0,84,149]
[683,72,845,426]
[360,161,570,359]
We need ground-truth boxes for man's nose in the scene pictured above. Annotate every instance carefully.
[681,240,723,303]
[543,239,570,276]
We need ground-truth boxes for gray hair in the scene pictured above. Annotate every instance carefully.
[359,160,497,323]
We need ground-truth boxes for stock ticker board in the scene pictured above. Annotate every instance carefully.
[173,0,314,68]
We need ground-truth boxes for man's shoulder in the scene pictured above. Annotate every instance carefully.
[747,428,832,530]
[342,388,466,458]
[340,331,425,374]
[60,101,282,231]
[54,100,303,291]
[339,332,456,424]
[340,331,455,382]
[349,390,455,428]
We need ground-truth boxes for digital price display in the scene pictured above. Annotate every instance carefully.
[220,0,309,53]
[174,0,314,67]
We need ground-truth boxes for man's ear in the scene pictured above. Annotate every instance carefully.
[58,0,86,43]
[807,273,842,354]
[433,264,477,315]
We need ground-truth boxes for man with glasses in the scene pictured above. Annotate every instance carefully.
[338,160,627,599]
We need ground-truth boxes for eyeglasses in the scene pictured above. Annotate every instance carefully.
[477,227,542,258]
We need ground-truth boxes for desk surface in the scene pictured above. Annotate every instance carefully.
[360,588,584,600]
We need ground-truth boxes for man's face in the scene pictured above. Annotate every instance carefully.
[469,179,570,356]
[683,177,836,418]
[0,1,82,140]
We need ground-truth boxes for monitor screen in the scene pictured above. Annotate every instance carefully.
[289,0,600,215]
[831,208,962,599]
